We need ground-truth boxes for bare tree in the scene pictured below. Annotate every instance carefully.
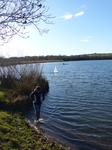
[0,0,53,45]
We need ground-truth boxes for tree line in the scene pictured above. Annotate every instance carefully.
[0,53,112,66]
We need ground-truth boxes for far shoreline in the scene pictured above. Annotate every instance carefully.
[0,53,112,66]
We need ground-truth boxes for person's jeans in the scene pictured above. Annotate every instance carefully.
[33,103,41,120]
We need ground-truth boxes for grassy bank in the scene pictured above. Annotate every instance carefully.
[0,110,66,150]
[0,65,67,150]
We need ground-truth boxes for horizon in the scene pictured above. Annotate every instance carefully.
[1,52,112,59]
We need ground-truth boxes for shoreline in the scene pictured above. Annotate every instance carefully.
[0,59,63,67]
[0,63,67,149]
[25,108,112,150]
[25,109,70,150]
[1,58,112,67]
[25,109,76,150]
[0,53,112,66]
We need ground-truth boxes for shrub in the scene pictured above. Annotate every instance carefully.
[0,64,49,103]
[0,92,9,104]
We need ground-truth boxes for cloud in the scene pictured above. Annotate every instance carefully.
[75,11,84,17]
[81,39,88,42]
[58,11,84,20]
[81,35,93,42]
[59,13,73,20]
[64,14,73,20]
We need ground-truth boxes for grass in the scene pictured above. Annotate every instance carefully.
[0,111,66,150]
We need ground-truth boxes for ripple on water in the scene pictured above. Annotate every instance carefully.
[40,60,112,149]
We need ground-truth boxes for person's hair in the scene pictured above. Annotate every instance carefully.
[36,86,40,92]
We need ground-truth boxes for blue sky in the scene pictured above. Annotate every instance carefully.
[1,0,112,57]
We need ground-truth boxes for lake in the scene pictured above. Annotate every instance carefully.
[36,60,112,150]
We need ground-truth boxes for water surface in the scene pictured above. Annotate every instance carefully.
[39,60,112,149]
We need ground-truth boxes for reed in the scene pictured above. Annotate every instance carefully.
[0,64,49,111]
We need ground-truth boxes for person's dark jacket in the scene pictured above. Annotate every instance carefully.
[30,89,45,104]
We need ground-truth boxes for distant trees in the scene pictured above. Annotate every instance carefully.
[0,0,52,45]
[0,53,112,66]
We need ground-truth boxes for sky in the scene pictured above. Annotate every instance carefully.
[0,0,112,57]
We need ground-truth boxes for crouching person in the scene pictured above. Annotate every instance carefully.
[30,86,45,121]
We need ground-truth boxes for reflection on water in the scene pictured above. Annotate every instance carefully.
[39,60,112,149]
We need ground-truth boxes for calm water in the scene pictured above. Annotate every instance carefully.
[39,60,112,150]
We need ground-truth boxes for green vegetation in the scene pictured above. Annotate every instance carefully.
[0,92,9,104]
[0,64,67,150]
[0,53,112,66]
[0,111,65,150]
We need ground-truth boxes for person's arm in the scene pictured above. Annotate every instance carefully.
[30,91,35,101]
